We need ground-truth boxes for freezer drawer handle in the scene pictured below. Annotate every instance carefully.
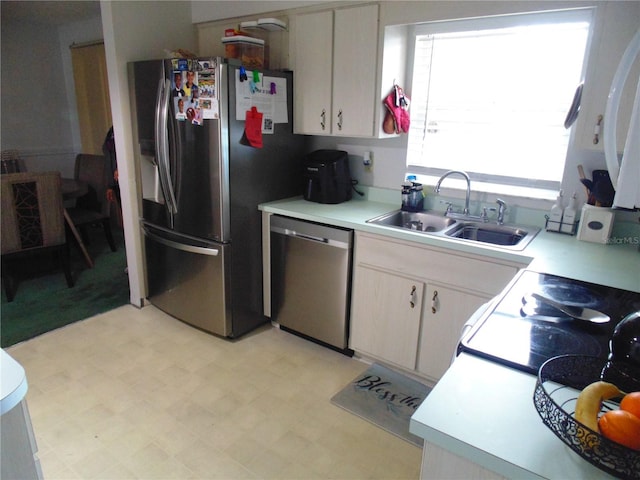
[143,228,219,256]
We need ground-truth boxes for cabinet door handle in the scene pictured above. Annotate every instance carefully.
[337,109,343,130]
[431,290,439,314]
[320,109,326,130]
[409,285,417,309]
[593,114,603,145]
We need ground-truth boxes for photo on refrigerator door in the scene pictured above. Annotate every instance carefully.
[172,71,185,97]
[184,70,198,99]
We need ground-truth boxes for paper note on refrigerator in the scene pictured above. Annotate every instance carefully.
[235,70,288,123]
[198,71,218,119]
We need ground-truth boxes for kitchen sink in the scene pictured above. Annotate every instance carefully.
[366,209,540,250]
[445,222,540,250]
[366,210,456,233]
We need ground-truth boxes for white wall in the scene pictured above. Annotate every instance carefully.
[0,18,86,176]
[101,0,196,306]
[0,14,103,177]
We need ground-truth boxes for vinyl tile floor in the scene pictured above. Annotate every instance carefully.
[7,304,421,479]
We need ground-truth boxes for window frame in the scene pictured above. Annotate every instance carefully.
[404,8,595,199]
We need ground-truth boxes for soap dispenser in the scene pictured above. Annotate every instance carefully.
[561,192,578,234]
[547,190,564,232]
[401,181,412,211]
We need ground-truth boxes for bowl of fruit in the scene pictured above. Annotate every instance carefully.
[534,354,640,479]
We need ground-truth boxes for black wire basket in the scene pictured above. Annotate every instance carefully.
[533,355,640,480]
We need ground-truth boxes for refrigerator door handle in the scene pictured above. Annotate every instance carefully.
[154,77,178,216]
[143,225,220,256]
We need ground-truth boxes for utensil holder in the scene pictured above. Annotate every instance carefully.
[576,205,615,244]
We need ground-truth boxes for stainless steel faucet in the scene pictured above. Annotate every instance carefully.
[434,170,471,215]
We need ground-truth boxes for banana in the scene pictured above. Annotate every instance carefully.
[574,381,623,431]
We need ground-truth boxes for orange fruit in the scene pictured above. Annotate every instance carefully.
[598,409,640,451]
[620,392,640,419]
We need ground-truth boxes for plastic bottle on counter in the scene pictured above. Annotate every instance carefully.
[561,192,578,234]
[401,181,412,211]
[547,190,564,232]
[410,182,425,211]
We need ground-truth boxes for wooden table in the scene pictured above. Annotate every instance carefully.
[61,179,93,268]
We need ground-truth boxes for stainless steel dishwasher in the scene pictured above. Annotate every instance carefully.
[270,215,353,353]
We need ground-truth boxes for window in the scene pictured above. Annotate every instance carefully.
[407,9,592,194]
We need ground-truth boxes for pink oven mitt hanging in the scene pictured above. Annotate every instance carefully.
[383,85,410,134]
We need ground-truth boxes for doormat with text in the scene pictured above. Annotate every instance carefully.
[331,363,431,447]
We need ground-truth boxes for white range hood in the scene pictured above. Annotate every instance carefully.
[604,28,640,210]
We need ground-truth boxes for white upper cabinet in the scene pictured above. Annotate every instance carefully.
[332,4,379,137]
[292,10,333,135]
[293,4,379,137]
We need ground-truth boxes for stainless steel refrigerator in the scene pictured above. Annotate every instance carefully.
[128,58,308,338]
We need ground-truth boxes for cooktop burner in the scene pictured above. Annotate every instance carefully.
[528,323,603,358]
[539,281,608,309]
[459,270,640,375]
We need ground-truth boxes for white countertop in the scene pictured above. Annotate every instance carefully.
[410,353,617,479]
[1,349,28,415]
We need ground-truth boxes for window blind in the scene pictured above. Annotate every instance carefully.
[406,11,591,190]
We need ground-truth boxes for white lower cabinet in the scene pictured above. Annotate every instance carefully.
[421,442,507,480]
[350,232,523,381]
[417,284,486,380]
[350,265,424,370]
[1,400,43,480]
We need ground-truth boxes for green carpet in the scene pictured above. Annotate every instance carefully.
[1,227,129,347]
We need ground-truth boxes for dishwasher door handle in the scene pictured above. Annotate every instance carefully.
[271,225,329,243]
[271,225,350,249]
[284,229,328,244]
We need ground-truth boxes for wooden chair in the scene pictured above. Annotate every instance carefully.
[1,172,74,302]
[65,154,117,252]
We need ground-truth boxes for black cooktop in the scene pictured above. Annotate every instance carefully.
[459,270,640,375]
